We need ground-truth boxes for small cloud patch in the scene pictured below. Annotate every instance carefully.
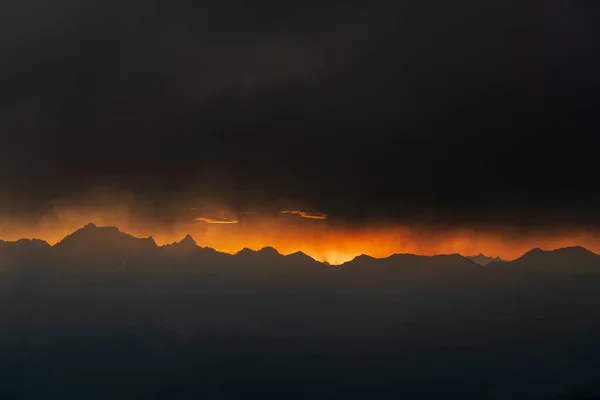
[195,217,239,224]
[281,210,327,220]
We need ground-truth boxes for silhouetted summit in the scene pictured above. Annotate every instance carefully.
[235,246,281,259]
[506,246,600,276]
[160,235,202,260]
[165,234,198,250]
[258,246,281,256]
[343,254,377,266]
[236,247,255,256]
[285,251,317,263]
[55,223,158,257]
[180,234,197,247]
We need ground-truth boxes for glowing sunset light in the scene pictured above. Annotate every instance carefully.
[2,223,600,266]
[1,202,600,265]
[281,210,328,220]
[195,217,240,224]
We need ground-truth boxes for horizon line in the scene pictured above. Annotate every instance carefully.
[0,222,597,265]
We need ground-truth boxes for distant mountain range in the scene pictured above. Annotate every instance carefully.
[1,223,596,274]
[2,223,600,399]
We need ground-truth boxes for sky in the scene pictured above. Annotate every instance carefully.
[1,0,599,262]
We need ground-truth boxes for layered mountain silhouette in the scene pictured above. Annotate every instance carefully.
[2,223,599,275]
[468,253,505,265]
[2,224,600,399]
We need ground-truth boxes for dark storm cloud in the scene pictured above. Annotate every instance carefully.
[1,0,599,230]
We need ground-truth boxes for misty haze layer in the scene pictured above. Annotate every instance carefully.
[2,224,600,399]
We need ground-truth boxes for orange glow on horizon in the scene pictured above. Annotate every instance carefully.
[0,191,600,265]
[1,200,599,265]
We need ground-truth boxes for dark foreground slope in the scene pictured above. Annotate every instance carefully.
[1,224,600,399]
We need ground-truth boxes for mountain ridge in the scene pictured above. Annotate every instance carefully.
[1,224,599,269]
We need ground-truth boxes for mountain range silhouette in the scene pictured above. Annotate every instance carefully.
[2,223,599,275]
[2,223,600,399]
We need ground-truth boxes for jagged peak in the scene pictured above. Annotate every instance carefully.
[163,235,197,248]
[179,234,197,246]
[142,236,157,246]
[468,253,507,266]
[182,233,195,241]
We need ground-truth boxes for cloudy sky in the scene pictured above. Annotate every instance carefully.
[1,0,599,258]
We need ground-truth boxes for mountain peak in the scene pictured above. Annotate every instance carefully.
[286,251,316,262]
[287,250,310,258]
[509,246,600,276]
[518,247,556,260]
[236,247,255,255]
[161,234,198,255]
[58,223,122,244]
[344,254,376,266]
[520,246,597,259]
[142,236,157,246]
[258,246,280,256]
[180,234,197,246]
[235,247,281,258]
[56,223,157,254]
[555,245,596,255]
